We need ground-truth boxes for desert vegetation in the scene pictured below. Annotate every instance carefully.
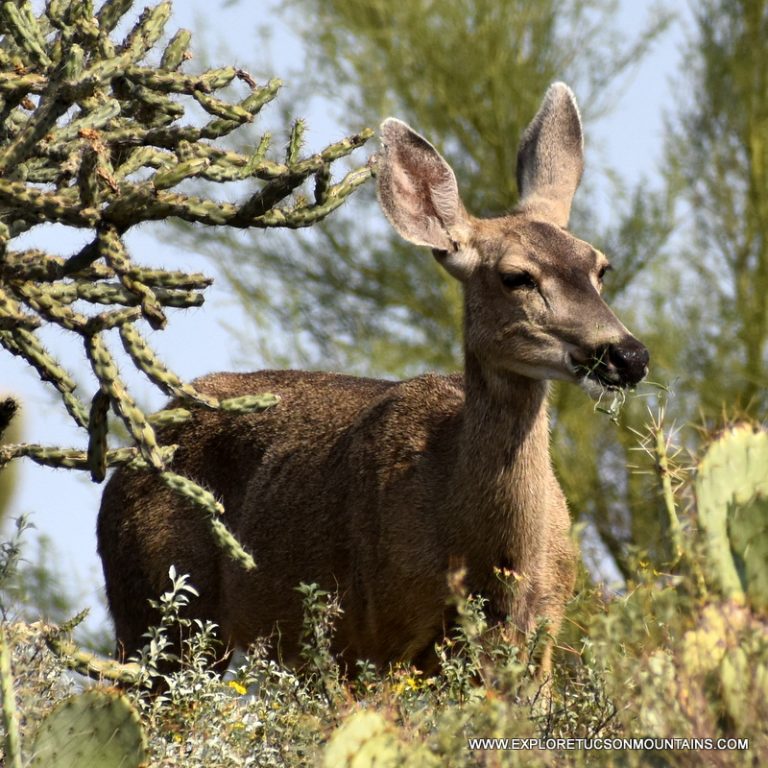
[1,1,767,766]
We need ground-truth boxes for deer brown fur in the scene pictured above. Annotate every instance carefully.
[97,83,649,676]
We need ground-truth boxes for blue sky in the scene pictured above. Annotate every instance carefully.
[1,0,689,639]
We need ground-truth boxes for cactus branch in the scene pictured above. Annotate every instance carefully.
[0,0,371,572]
[45,631,142,685]
[0,626,22,768]
[160,470,257,571]
[653,419,684,565]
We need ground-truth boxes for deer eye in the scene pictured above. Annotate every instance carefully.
[597,264,612,283]
[500,271,537,291]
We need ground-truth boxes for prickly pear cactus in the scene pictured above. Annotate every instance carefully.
[644,601,768,732]
[28,688,146,768]
[695,423,768,610]
[324,710,402,768]
[324,709,440,768]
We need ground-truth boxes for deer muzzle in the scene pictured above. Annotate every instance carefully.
[589,336,649,389]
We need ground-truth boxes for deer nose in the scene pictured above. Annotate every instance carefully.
[605,337,649,386]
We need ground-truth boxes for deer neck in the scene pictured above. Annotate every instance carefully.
[452,347,552,585]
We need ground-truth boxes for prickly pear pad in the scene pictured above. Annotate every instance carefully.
[29,688,146,768]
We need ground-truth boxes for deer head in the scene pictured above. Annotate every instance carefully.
[377,82,649,397]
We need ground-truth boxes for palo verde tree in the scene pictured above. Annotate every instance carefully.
[183,0,674,578]
[662,0,768,417]
[0,1,370,588]
[580,0,768,563]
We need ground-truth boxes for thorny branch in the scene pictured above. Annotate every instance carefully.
[0,0,372,568]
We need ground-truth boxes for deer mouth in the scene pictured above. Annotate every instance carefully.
[566,347,620,391]
[570,358,622,397]
[575,357,624,390]
[569,338,650,394]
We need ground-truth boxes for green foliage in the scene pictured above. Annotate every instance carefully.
[4,535,81,625]
[131,565,211,689]
[695,423,768,610]
[296,582,344,705]
[29,689,146,768]
[663,0,768,414]
[0,517,112,655]
[0,0,370,572]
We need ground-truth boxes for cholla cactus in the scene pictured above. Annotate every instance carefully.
[0,1,371,567]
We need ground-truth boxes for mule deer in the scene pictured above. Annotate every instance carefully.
[98,83,648,676]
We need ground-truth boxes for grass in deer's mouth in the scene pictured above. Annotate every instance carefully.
[573,351,630,421]
[575,347,622,388]
[576,372,627,422]
[593,386,627,421]
[587,368,623,389]
[587,378,669,422]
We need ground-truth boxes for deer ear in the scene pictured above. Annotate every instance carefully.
[377,118,470,254]
[515,82,584,228]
